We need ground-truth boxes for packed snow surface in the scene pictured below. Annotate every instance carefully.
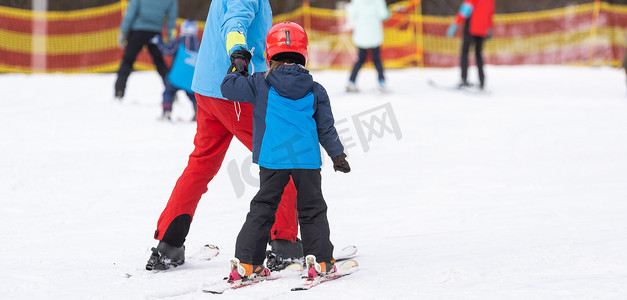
[1,66,627,299]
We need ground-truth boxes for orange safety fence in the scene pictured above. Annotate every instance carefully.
[0,0,626,73]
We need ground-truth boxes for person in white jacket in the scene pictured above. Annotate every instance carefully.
[346,0,390,92]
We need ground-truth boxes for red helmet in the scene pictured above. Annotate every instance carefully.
[265,21,308,66]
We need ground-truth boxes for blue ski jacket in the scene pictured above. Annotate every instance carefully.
[221,64,344,169]
[192,0,272,99]
[155,35,200,93]
[120,0,177,35]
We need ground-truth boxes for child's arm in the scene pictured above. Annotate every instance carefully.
[220,72,257,103]
[312,83,345,159]
[151,36,180,56]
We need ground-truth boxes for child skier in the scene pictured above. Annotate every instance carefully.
[152,19,200,121]
[220,21,351,282]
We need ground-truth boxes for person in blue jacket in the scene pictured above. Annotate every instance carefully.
[152,20,200,121]
[115,0,177,100]
[220,21,351,281]
[146,0,304,271]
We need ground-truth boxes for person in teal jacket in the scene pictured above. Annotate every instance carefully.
[346,0,390,92]
[114,0,177,100]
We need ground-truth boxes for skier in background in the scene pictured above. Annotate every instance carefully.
[447,0,495,90]
[115,0,177,100]
[151,19,200,122]
[220,21,351,281]
[346,0,390,93]
[146,0,304,271]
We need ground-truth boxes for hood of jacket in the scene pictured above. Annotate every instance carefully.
[266,64,314,100]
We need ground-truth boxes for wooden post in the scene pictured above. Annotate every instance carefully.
[588,0,601,65]
[414,0,424,68]
[32,0,47,73]
[303,0,312,34]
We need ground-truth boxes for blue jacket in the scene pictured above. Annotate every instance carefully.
[221,64,344,169]
[155,35,200,93]
[120,0,177,34]
[192,0,273,99]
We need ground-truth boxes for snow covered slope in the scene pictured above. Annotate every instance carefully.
[1,66,627,299]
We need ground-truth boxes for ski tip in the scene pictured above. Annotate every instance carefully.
[340,245,357,252]
[338,259,359,271]
[284,262,305,272]
[203,244,219,250]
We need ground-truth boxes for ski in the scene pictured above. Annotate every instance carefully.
[202,262,302,294]
[427,79,491,95]
[202,274,280,294]
[188,244,220,261]
[291,259,359,291]
[335,245,358,261]
[125,244,219,278]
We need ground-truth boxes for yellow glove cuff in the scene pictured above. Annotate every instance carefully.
[226,31,246,55]
[168,29,177,41]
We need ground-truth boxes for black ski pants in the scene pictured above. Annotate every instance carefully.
[349,46,385,83]
[460,19,485,86]
[235,167,334,265]
[115,30,168,94]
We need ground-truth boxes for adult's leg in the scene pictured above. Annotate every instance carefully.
[460,19,472,84]
[147,42,169,85]
[474,36,485,88]
[235,167,292,265]
[229,99,299,242]
[349,48,368,83]
[154,95,234,247]
[185,91,198,121]
[115,31,146,94]
[292,169,334,262]
[371,47,385,82]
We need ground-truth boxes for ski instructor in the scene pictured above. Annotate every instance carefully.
[146,0,303,270]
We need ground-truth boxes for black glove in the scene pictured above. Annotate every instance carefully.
[331,153,351,173]
[228,48,252,76]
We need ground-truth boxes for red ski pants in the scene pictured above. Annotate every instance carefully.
[154,95,299,243]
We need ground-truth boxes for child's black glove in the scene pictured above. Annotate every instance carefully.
[228,48,252,76]
[331,153,351,173]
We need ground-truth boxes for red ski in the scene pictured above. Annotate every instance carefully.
[291,258,359,291]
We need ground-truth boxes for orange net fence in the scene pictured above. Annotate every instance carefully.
[0,0,625,73]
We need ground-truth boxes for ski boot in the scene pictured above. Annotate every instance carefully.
[159,109,172,121]
[265,238,304,271]
[145,240,185,270]
[456,80,471,89]
[115,90,124,100]
[378,79,387,93]
[305,255,336,280]
[346,81,358,93]
[228,258,270,284]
